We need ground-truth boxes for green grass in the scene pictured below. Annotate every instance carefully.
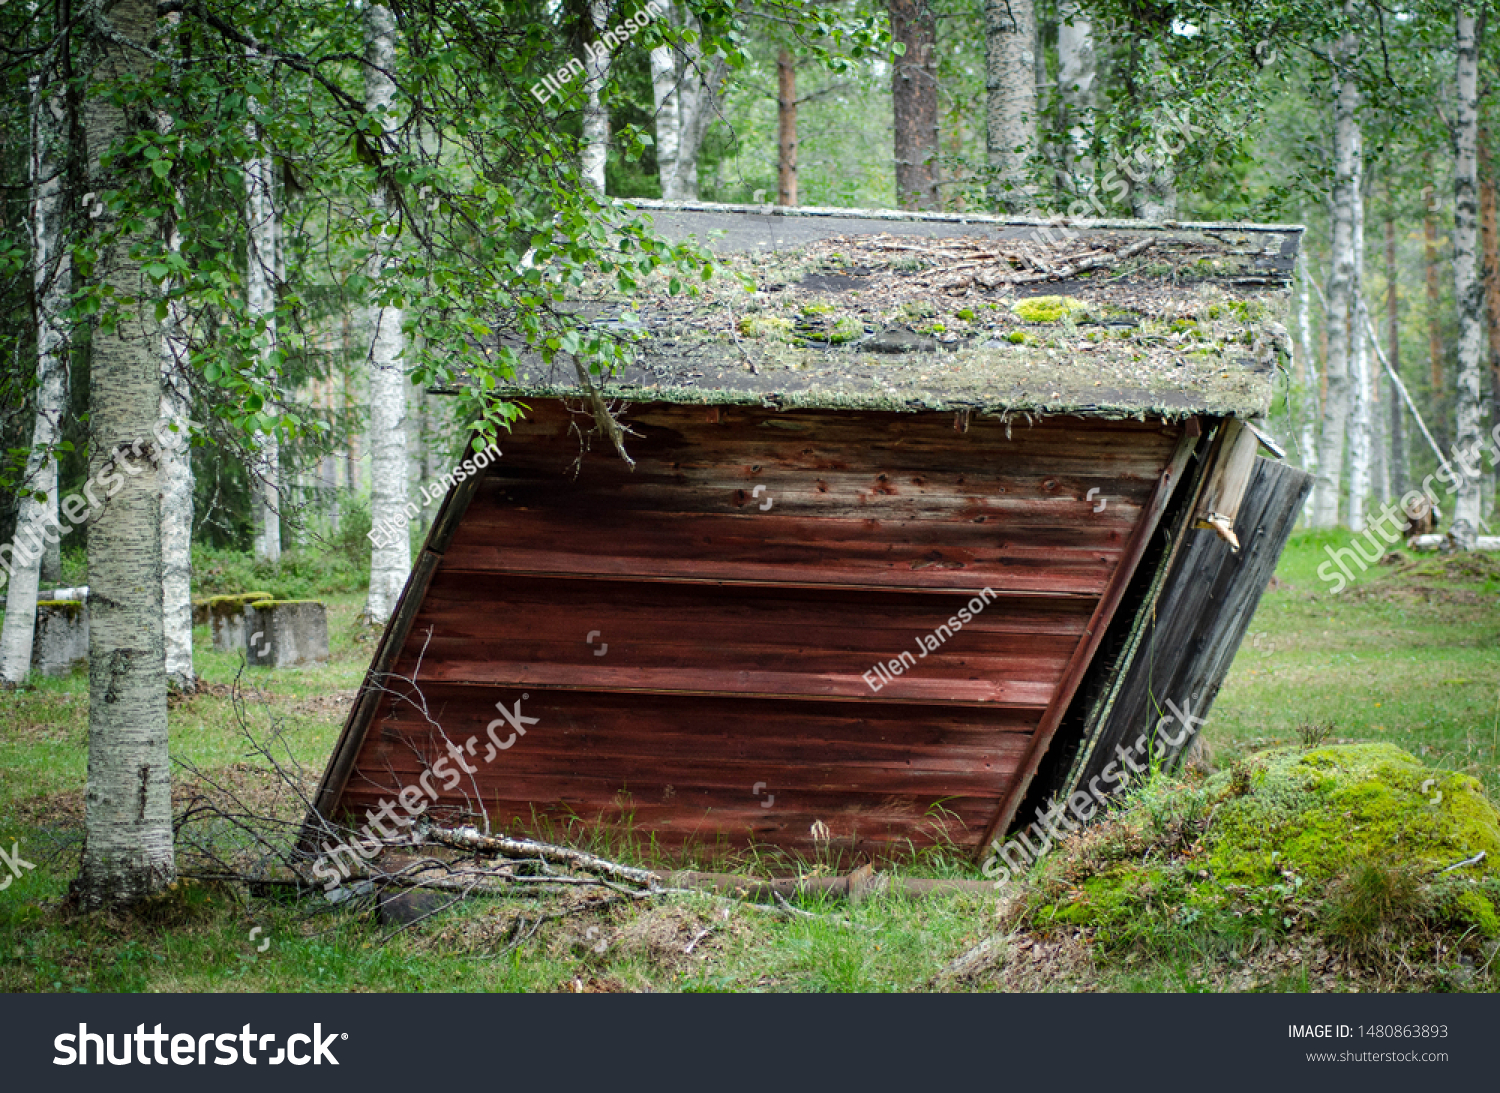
[1,530,1496,993]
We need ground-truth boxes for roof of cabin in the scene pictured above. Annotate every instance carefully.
[488,200,1302,420]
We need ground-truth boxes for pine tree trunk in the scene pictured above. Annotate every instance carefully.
[890,0,939,211]
[580,0,611,194]
[0,58,72,684]
[363,2,411,625]
[1056,1,1094,191]
[777,49,797,206]
[1478,124,1500,519]
[73,0,173,909]
[1385,214,1408,496]
[984,0,1036,212]
[1451,8,1485,531]
[245,65,281,564]
[1312,23,1361,528]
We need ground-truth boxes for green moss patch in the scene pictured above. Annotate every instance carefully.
[206,592,273,615]
[34,600,84,617]
[1010,295,1089,323]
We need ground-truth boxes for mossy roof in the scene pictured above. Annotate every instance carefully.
[492,201,1301,420]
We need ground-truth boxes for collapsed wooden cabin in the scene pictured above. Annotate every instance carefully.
[309,201,1312,863]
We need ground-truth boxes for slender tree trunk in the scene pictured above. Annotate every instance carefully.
[649,1,724,201]
[890,0,939,210]
[1312,23,1361,528]
[1425,162,1447,448]
[244,65,281,563]
[1385,214,1407,496]
[1349,175,1371,531]
[363,2,411,625]
[1478,124,1500,519]
[40,537,61,586]
[580,0,611,194]
[777,49,797,206]
[1451,7,1485,532]
[1297,250,1319,521]
[73,0,173,909]
[1056,1,1094,192]
[984,0,1036,212]
[158,14,193,689]
[0,56,72,683]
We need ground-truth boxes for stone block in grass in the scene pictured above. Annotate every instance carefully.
[31,599,88,677]
[208,592,273,652]
[243,600,328,668]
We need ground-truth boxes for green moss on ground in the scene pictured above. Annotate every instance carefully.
[1011,295,1089,323]
[1021,743,1500,957]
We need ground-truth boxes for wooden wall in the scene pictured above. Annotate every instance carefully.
[318,401,1190,859]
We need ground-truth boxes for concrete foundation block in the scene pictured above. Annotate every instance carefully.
[208,592,273,651]
[244,600,328,668]
[31,600,88,677]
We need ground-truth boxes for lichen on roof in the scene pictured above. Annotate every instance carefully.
[491,202,1301,420]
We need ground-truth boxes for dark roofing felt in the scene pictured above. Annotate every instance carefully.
[493,200,1302,419]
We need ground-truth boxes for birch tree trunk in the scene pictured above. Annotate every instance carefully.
[580,0,611,194]
[1312,22,1361,528]
[649,2,725,201]
[1056,2,1095,191]
[984,0,1036,212]
[0,57,72,684]
[73,0,173,908]
[1451,7,1486,532]
[154,12,193,690]
[890,0,940,211]
[363,2,411,625]
[1349,175,1371,531]
[1385,215,1408,496]
[1296,250,1319,521]
[245,78,281,564]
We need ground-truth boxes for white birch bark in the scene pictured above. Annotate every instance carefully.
[74,0,173,908]
[1452,8,1486,531]
[984,0,1037,212]
[363,3,411,625]
[0,63,72,684]
[1349,173,1371,531]
[154,13,193,690]
[649,2,724,201]
[1297,250,1319,522]
[581,0,612,194]
[1057,1,1094,191]
[244,69,281,564]
[1312,18,1361,528]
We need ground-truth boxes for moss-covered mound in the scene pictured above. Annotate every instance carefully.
[1021,743,1500,959]
[1206,743,1500,885]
